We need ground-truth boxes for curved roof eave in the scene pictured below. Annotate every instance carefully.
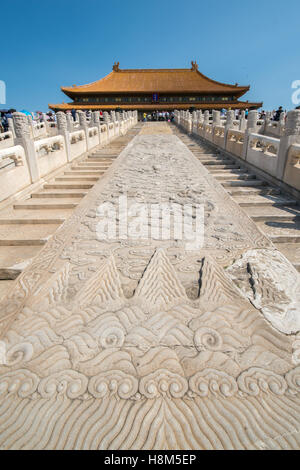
[60,68,250,96]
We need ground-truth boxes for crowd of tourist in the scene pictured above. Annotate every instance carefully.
[257,107,286,121]
[142,111,175,122]
[0,109,58,133]
[0,108,110,133]
[221,106,286,122]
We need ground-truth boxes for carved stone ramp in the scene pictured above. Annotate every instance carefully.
[0,123,300,450]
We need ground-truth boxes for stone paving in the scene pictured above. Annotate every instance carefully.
[0,122,299,449]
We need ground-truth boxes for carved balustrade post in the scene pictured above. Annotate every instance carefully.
[27,115,35,138]
[78,110,89,151]
[7,117,16,139]
[262,111,272,135]
[13,112,39,182]
[242,110,258,159]
[276,109,300,180]
[203,110,210,125]
[192,111,198,134]
[92,111,101,145]
[41,113,50,135]
[223,110,234,148]
[103,112,110,123]
[212,110,221,141]
[279,111,286,136]
[57,112,71,162]
[65,113,74,133]
[239,110,247,132]
[186,112,192,134]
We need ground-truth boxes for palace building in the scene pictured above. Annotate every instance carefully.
[49,61,262,115]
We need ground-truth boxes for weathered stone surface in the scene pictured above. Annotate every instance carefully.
[0,123,299,450]
[227,248,300,334]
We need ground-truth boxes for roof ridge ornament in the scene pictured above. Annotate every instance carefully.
[113,61,120,72]
[191,60,198,71]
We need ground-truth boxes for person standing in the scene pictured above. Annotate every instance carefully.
[274,106,283,122]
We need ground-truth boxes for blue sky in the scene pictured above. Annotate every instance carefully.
[1,0,299,112]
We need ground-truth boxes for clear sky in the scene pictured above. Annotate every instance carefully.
[1,0,300,112]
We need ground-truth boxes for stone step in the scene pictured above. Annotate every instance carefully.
[192,153,218,157]
[273,242,300,272]
[204,164,241,170]
[0,245,41,279]
[200,160,234,166]
[257,221,300,243]
[31,191,87,198]
[228,187,281,196]
[233,195,298,207]
[87,158,115,162]
[215,174,256,181]
[88,154,116,161]
[73,164,110,170]
[196,155,229,160]
[55,176,99,182]
[44,183,93,190]
[88,152,117,156]
[195,155,219,159]
[222,180,267,188]
[0,218,65,224]
[14,198,81,210]
[270,235,300,243]
[0,224,59,246]
[209,167,244,173]
[90,153,118,158]
[78,160,112,164]
[79,160,106,165]
[0,208,74,221]
[64,171,104,176]
[245,205,300,222]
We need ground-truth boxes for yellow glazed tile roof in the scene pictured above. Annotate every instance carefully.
[61,66,250,96]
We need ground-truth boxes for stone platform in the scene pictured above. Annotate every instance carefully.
[0,123,299,449]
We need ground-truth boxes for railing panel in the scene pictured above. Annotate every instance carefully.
[0,145,31,201]
[69,130,87,160]
[88,126,99,149]
[213,125,225,147]
[226,129,244,157]
[283,143,300,191]
[34,135,66,177]
[246,133,280,176]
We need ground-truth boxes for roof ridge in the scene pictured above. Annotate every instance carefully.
[118,68,192,72]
